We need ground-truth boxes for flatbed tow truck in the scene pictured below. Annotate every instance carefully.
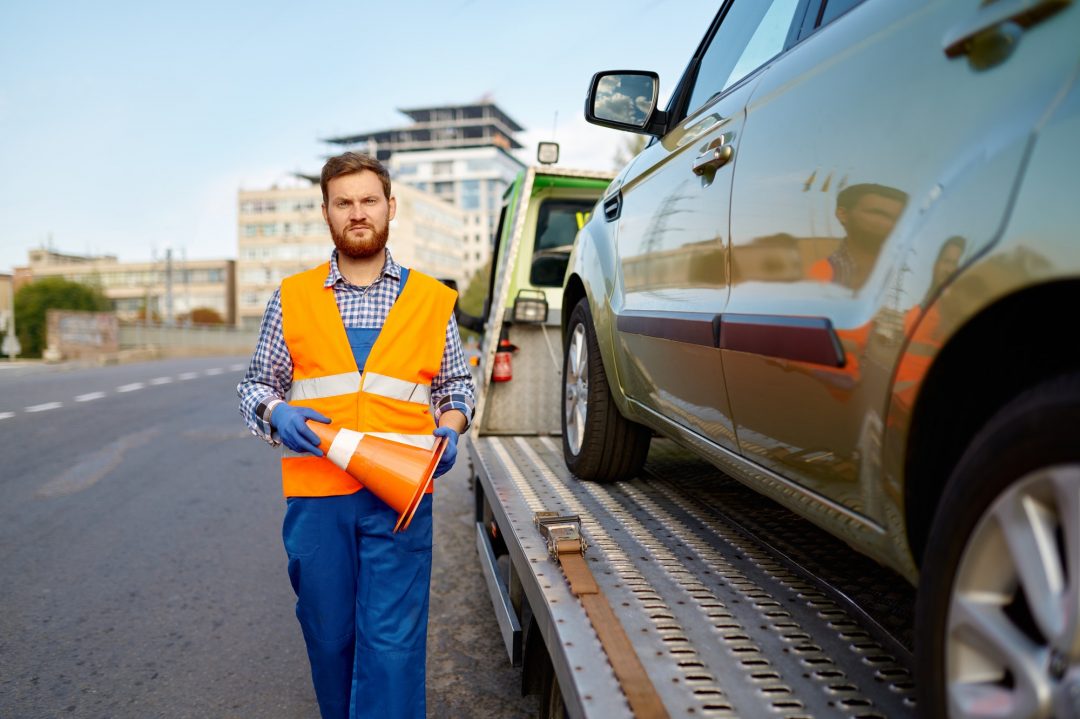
[464,162,919,718]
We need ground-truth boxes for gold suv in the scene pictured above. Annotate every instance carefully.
[562,1,1080,716]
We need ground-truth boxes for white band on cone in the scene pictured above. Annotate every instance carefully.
[327,428,365,471]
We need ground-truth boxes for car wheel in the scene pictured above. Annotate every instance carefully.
[562,297,651,482]
[915,373,1080,719]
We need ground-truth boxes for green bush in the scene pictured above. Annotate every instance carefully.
[14,278,111,357]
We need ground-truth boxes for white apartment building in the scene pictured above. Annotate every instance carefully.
[236,182,466,329]
[389,146,523,280]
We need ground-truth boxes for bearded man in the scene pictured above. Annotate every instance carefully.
[237,152,474,719]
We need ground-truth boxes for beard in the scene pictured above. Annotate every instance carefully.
[331,219,390,259]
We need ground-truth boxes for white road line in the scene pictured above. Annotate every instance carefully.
[75,392,106,402]
[26,402,62,413]
[150,377,172,385]
[178,372,199,381]
[0,412,14,420]
[229,363,245,371]
[204,368,224,376]
[117,382,144,393]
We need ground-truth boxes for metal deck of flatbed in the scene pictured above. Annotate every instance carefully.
[471,434,918,719]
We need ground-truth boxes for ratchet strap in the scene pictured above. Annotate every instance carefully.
[537,514,669,719]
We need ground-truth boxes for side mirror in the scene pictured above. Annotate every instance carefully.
[585,70,665,136]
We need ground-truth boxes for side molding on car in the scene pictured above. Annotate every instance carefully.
[616,310,845,367]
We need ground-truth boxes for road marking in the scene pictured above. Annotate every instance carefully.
[0,412,14,420]
[229,363,245,372]
[75,392,106,402]
[150,376,172,385]
[178,372,199,380]
[26,402,62,413]
[117,382,144,393]
[204,368,223,376]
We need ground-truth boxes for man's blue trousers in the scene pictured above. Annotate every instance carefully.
[282,490,433,719]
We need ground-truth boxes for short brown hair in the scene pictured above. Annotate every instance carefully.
[320,152,391,204]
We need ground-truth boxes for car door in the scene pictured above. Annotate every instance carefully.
[610,0,805,450]
[721,0,1079,524]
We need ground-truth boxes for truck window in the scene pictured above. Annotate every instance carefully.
[530,199,595,287]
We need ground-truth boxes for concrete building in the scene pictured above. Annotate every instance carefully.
[321,102,526,281]
[236,182,466,330]
[17,249,236,324]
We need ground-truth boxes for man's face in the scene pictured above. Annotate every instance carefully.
[933,242,964,287]
[836,193,905,248]
[322,170,396,259]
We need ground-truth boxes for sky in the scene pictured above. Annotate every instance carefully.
[0,1,719,274]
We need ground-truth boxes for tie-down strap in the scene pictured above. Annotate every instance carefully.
[535,513,669,719]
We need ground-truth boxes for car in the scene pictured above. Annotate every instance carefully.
[561,1,1080,716]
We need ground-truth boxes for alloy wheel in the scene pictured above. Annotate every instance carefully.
[564,323,588,455]
[946,465,1080,718]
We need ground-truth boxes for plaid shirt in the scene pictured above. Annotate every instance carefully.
[237,248,475,444]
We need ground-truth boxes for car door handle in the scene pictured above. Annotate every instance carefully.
[692,144,734,176]
[943,0,1071,58]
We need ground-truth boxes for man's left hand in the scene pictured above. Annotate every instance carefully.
[433,426,459,478]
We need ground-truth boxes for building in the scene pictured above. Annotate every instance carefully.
[324,103,524,161]
[321,102,526,281]
[236,182,466,330]
[17,249,236,324]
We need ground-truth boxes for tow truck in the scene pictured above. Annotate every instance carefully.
[464,157,919,718]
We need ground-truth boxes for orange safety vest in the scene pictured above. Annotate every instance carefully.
[278,262,456,498]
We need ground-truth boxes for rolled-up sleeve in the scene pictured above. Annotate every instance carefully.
[431,311,476,431]
[236,288,293,444]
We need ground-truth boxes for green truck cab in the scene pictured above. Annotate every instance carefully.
[462,164,613,436]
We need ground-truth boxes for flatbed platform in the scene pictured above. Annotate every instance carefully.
[471,434,918,719]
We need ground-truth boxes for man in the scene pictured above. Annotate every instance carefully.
[237,152,474,719]
[808,183,909,290]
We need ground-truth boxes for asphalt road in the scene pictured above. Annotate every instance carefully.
[0,356,535,719]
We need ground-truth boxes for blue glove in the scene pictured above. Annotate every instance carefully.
[433,426,459,478]
[271,403,331,456]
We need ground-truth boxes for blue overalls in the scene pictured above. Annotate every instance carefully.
[282,269,433,719]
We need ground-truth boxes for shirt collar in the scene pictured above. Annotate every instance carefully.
[324,248,401,288]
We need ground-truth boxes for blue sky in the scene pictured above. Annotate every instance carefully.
[0,1,718,273]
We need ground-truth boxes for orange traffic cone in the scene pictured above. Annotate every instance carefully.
[306,421,446,532]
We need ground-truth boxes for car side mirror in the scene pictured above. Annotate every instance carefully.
[585,70,665,136]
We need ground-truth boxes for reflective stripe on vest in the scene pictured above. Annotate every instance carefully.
[285,370,430,406]
[362,372,431,405]
[281,431,438,460]
[287,371,361,401]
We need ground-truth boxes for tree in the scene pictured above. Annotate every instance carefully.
[458,261,491,341]
[187,307,225,325]
[613,134,648,171]
[14,277,111,358]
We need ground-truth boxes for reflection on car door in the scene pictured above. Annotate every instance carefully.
[611,0,804,450]
[721,0,1077,525]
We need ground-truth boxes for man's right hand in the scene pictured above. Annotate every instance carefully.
[270,403,331,456]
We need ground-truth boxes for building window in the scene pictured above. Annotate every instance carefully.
[460,180,480,211]
[243,225,258,237]
[432,161,453,177]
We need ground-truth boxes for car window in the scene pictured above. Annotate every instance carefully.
[530,199,595,287]
[818,0,865,27]
[685,0,803,116]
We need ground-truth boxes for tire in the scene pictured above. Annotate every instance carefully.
[915,372,1080,719]
[539,657,568,719]
[561,297,651,482]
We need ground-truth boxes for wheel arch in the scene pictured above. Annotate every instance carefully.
[904,279,1080,566]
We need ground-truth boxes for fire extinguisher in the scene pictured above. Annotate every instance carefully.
[492,332,518,383]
